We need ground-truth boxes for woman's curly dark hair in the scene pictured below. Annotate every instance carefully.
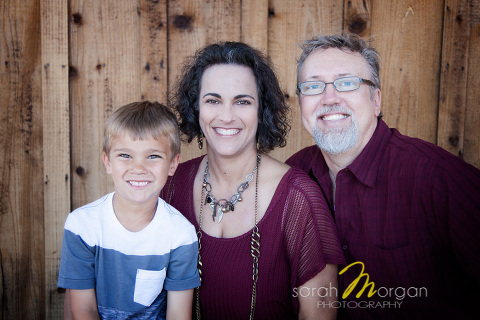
[171,41,290,153]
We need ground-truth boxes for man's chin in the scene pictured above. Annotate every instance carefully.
[313,132,357,154]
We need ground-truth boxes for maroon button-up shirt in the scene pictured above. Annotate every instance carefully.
[286,119,480,319]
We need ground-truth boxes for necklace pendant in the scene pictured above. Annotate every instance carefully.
[217,207,224,223]
[211,203,217,222]
[205,195,212,204]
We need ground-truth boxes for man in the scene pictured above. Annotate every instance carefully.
[286,34,480,319]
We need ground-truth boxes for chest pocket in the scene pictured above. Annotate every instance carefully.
[134,268,166,306]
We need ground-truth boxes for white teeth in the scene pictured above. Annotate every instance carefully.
[321,114,347,121]
[129,181,148,186]
[215,128,240,135]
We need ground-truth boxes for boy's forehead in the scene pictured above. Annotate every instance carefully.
[110,131,171,148]
[113,130,160,140]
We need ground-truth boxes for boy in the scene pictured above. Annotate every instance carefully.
[58,101,199,319]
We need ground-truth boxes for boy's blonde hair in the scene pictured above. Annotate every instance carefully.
[103,101,181,159]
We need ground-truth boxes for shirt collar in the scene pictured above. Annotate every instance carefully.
[346,119,392,187]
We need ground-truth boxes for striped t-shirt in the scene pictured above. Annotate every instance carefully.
[58,192,200,319]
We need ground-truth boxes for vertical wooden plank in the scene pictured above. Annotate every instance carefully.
[344,0,372,37]
[370,0,444,144]
[463,1,480,168]
[437,0,471,158]
[70,0,144,209]
[41,0,69,319]
[168,0,241,162]
[267,0,344,161]
[140,0,168,102]
[241,0,269,52]
[0,0,45,318]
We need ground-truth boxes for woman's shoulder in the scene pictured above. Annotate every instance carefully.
[171,155,204,181]
[260,154,289,178]
[178,155,204,170]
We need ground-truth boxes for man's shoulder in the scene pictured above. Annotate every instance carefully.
[285,145,321,167]
[388,128,464,165]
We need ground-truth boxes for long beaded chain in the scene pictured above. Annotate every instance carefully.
[203,158,259,223]
[196,153,261,320]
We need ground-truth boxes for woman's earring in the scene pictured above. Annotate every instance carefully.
[197,134,204,150]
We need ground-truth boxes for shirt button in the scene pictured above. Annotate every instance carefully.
[342,245,348,250]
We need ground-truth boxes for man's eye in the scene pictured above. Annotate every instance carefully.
[337,78,359,88]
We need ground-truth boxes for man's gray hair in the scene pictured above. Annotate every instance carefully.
[297,34,381,91]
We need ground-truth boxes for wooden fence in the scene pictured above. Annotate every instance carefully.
[1,0,479,318]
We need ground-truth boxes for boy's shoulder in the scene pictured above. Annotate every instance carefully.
[69,192,112,217]
[155,198,197,245]
[156,198,194,229]
[64,192,113,232]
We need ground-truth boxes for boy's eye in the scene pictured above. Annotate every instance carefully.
[118,154,131,159]
[148,154,162,159]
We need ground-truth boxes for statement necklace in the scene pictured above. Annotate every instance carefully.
[202,155,259,223]
[196,152,261,320]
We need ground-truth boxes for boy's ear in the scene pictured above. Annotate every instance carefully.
[102,152,113,174]
[168,153,181,176]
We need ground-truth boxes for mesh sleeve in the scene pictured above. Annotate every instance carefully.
[283,170,345,287]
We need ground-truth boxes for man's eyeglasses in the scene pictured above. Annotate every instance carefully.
[297,76,376,96]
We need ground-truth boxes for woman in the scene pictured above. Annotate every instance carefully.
[161,41,345,319]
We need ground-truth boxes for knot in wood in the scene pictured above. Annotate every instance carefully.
[72,13,83,25]
[173,15,192,30]
[347,14,368,35]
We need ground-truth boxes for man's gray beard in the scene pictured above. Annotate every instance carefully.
[313,114,359,154]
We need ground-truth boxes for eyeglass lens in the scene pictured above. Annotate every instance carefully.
[299,76,364,95]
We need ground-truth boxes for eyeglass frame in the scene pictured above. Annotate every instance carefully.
[296,76,376,96]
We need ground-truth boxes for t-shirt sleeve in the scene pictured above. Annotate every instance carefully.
[163,221,200,291]
[57,215,96,289]
[283,170,346,287]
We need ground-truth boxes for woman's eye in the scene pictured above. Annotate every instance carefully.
[237,100,251,105]
[205,99,219,104]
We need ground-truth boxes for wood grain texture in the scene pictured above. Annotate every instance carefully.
[463,1,480,167]
[437,0,473,158]
[41,0,70,318]
[140,0,168,102]
[1,1,45,319]
[370,0,444,143]
[344,0,372,37]
[241,0,268,51]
